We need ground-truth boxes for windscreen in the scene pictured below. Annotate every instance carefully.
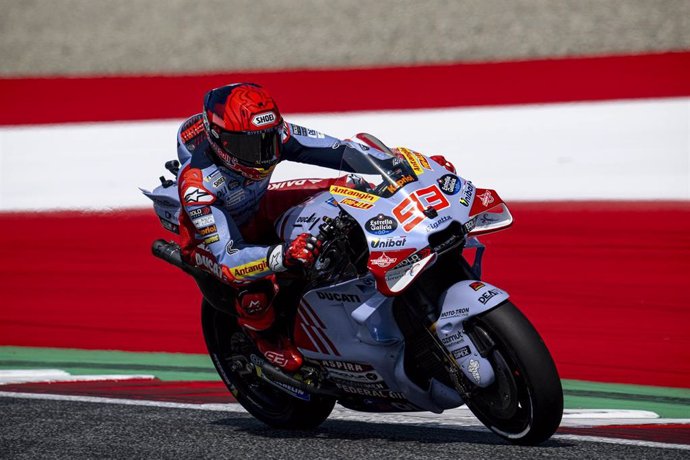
[339,143,419,198]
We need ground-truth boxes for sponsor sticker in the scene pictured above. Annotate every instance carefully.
[467,359,481,384]
[213,176,226,188]
[425,215,452,232]
[340,198,374,210]
[329,370,383,384]
[385,175,415,194]
[370,236,407,249]
[294,213,320,230]
[437,174,461,195]
[198,225,217,236]
[203,234,220,245]
[320,360,372,372]
[478,289,501,305]
[336,385,405,399]
[290,124,325,139]
[330,185,379,203]
[398,147,424,175]
[469,281,485,291]
[477,190,495,207]
[194,251,223,279]
[233,259,270,280]
[192,215,215,229]
[463,218,476,234]
[453,346,471,360]
[268,179,313,190]
[365,214,398,235]
[269,379,310,401]
[369,253,398,268]
[251,111,276,127]
[316,292,361,303]
[189,207,211,218]
[184,186,214,204]
[441,330,464,346]
[459,181,474,207]
[414,152,431,170]
[440,307,470,319]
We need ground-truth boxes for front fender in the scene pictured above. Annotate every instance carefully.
[435,280,509,388]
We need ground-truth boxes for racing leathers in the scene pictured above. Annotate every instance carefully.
[176,115,365,370]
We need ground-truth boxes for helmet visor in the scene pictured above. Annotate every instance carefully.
[219,126,281,168]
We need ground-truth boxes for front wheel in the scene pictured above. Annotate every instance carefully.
[201,300,336,429]
[463,301,563,445]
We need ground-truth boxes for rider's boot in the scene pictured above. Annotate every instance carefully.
[235,289,303,372]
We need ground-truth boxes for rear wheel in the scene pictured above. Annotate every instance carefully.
[201,300,336,429]
[463,301,563,445]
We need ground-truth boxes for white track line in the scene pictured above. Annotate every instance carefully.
[1,391,688,450]
[0,369,156,385]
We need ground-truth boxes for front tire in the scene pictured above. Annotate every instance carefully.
[463,301,563,445]
[201,300,336,429]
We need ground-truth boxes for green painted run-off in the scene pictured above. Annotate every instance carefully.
[1,346,688,418]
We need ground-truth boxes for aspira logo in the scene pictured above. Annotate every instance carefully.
[252,112,276,127]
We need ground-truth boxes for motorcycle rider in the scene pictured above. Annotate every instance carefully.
[177,82,455,372]
[177,82,358,372]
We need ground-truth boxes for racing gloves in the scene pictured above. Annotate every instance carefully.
[268,233,322,272]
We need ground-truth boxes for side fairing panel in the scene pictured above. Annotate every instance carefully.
[295,277,463,413]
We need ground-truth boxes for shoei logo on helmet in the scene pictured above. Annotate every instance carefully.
[252,112,276,127]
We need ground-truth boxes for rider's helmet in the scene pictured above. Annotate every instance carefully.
[202,83,284,181]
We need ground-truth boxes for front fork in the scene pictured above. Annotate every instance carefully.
[434,279,510,388]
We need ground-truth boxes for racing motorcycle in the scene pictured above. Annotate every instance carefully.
[145,134,563,445]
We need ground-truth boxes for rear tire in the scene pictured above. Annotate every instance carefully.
[463,301,563,445]
[201,300,335,429]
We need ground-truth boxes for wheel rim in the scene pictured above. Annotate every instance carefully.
[209,310,298,416]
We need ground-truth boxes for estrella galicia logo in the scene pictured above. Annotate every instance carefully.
[437,174,461,195]
[365,214,398,235]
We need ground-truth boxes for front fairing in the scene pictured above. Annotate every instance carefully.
[330,142,481,295]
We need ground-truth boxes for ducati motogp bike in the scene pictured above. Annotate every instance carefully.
[146,133,563,445]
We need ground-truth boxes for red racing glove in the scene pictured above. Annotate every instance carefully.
[267,233,322,272]
[430,155,456,174]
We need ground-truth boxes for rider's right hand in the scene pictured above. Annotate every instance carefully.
[267,233,322,272]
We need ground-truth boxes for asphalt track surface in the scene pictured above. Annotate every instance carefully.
[1,397,688,460]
